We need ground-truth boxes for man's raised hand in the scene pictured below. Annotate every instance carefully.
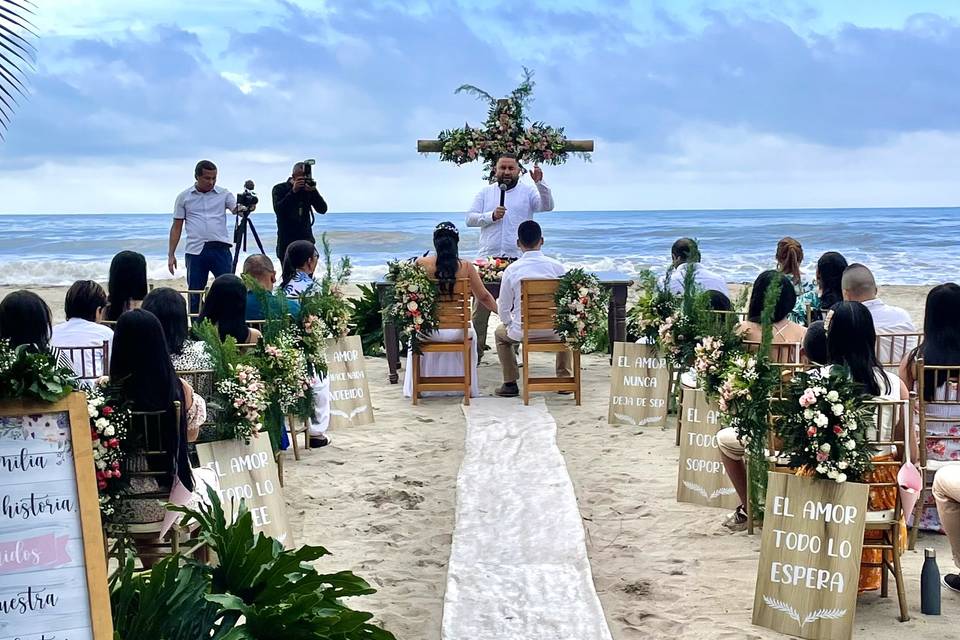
[531,164,543,183]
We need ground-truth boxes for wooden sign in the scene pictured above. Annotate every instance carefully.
[608,343,670,427]
[676,385,739,509]
[196,436,293,549]
[0,394,113,640]
[752,473,868,640]
[325,336,374,428]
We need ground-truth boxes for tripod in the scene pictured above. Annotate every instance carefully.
[232,210,267,271]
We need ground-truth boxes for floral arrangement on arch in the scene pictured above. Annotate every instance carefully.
[626,270,678,345]
[774,366,876,483]
[87,386,131,518]
[0,339,77,402]
[555,269,609,350]
[386,260,439,354]
[475,256,515,282]
[434,68,591,180]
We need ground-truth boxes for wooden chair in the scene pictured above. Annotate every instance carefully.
[104,402,205,565]
[520,279,580,405]
[860,398,911,622]
[743,340,801,364]
[247,319,267,332]
[57,340,110,386]
[914,360,960,535]
[411,279,472,405]
[285,414,311,461]
[875,332,922,372]
[177,369,218,444]
[710,309,748,330]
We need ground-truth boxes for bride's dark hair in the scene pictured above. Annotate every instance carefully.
[433,222,460,296]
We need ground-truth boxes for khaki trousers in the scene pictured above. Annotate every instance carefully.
[933,465,960,570]
[473,305,492,355]
[495,325,572,385]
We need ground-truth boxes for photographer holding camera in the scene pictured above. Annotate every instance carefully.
[272,160,328,262]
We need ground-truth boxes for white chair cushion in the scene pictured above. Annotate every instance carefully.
[927,459,960,473]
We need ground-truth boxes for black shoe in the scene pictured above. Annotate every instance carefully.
[309,435,330,448]
[945,573,960,594]
[557,390,573,396]
[495,383,519,398]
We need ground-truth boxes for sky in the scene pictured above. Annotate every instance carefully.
[3,0,960,213]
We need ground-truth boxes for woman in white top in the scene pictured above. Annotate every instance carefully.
[0,290,76,372]
[403,222,498,399]
[899,283,960,532]
[280,240,321,299]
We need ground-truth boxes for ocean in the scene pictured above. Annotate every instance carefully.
[0,208,955,286]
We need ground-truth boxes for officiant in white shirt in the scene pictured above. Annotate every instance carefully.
[465,153,554,359]
[493,221,570,397]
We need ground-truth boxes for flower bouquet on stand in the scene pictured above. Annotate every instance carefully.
[385,260,439,354]
[774,366,876,483]
[555,268,609,351]
[475,256,516,282]
[626,270,677,345]
[87,386,131,519]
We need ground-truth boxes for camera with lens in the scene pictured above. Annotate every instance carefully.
[237,179,259,213]
[303,159,317,188]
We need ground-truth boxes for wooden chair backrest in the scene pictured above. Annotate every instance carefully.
[124,401,182,497]
[768,362,807,401]
[435,279,470,332]
[520,279,560,333]
[743,340,801,364]
[915,359,960,468]
[710,310,748,330]
[875,332,922,368]
[863,398,909,497]
[247,319,267,332]
[57,341,110,382]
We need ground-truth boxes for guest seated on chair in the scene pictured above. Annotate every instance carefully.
[899,283,960,532]
[775,237,817,325]
[804,251,847,323]
[51,280,114,379]
[933,465,960,594]
[0,290,74,370]
[403,221,497,399]
[243,254,301,320]
[716,270,806,531]
[280,240,320,299]
[142,287,213,370]
[663,238,730,298]
[494,220,568,398]
[107,309,216,564]
[842,263,917,363]
[103,250,148,321]
[197,274,262,344]
[801,320,828,365]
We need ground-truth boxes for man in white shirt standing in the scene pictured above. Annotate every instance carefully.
[493,221,570,397]
[663,238,730,297]
[466,153,554,359]
[50,280,114,381]
[841,263,917,363]
[168,160,247,313]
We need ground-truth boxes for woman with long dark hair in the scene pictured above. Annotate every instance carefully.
[0,290,74,369]
[108,310,213,548]
[899,283,960,532]
[142,287,213,370]
[402,222,497,399]
[280,240,320,298]
[197,274,262,344]
[103,250,148,321]
[810,251,848,322]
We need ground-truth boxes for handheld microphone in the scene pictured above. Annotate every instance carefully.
[498,182,507,207]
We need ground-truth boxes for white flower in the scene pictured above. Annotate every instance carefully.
[92,449,101,460]
[88,404,98,416]
[827,469,838,479]
[826,390,840,402]
[103,426,115,437]
[845,439,857,450]
[835,473,847,483]
[838,460,849,469]
[96,460,107,470]
[803,409,813,420]
[819,443,831,453]
[813,413,829,428]
[832,403,845,416]
[407,301,419,311]
[578,287,589,297]
[816,464,827,474]
[407,284,419,293]
[95,418,109,430]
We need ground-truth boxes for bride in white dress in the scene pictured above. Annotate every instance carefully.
[403,222,498,399]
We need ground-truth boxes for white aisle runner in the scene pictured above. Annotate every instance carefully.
[442,398,613,640]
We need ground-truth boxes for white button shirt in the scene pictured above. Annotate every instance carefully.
[173,184,237,255]
[466,181,554,258]
[497,250,566,342]
[663,263,731,297]
[864,298,918,364]
[50,318,114,379]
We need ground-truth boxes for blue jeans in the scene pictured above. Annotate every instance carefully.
[185,242,232,314]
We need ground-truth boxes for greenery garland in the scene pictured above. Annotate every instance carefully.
[435,68,591,180]
[555,269,609,350]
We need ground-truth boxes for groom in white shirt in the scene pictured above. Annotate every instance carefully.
[466,153,554,359]
[493,221,571,397]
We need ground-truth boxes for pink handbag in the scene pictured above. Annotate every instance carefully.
[898,417,922,525]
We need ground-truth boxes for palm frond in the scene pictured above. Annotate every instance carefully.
[454,83,495,104]
[0,0,38,139]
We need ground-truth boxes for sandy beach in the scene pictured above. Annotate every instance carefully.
[8,281,958,639]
